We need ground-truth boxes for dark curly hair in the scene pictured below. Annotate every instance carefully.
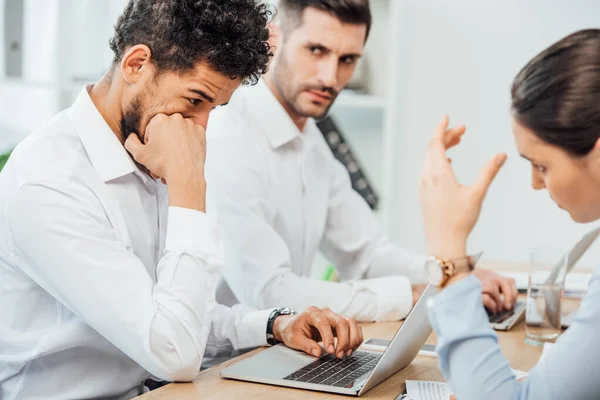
[109,0,273,84]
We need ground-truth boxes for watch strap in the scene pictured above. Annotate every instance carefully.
[438,252,483,288]
[266,308,297,346]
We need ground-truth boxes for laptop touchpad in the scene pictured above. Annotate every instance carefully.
[224,344,317,380]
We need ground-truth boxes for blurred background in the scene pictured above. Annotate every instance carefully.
[2,0,600,273]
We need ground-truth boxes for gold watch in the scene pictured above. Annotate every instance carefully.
[425,252,482,288]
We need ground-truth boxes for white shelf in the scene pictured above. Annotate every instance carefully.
[333,91,386,110]
[0,77,86,92]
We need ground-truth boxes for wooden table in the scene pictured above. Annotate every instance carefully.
[136,318,550,399]
[137,259,584,399]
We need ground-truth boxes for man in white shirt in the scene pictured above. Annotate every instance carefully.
[0,1,363,399]
[206,0,518,322]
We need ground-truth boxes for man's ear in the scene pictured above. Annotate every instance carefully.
[267,22,282,56]
[120,44,153,84]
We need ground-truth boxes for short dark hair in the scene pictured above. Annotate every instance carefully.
[278,0,371,40]
[511,29,600,157]
[109,0,273,84]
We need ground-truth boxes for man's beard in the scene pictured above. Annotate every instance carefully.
[120,96,153,176]
[120,96,143,142]
[273,53,338,120]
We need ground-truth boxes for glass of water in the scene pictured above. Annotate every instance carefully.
[525,247,567,347]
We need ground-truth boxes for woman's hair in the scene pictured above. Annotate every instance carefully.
[511,29,600,157]
[109,0,272,84]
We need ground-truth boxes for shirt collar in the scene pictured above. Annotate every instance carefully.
[244,79,309,149]
[67,85,143,183]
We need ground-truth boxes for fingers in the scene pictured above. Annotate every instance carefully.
[431,115,466,151]
[307,308,335,355]
[124,134,145,164]
[424,116,465,177]
[434,115,450,138]
[324,310,350,359]
[288,308,363,360]
[500,277,517,310]
[482,293,497,314]
[292,335,323,358]
[472,153,507,201]
[444,125,466,149]
[483,284,502,314]
[347,318,363,355]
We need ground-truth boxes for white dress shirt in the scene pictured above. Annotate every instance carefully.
[205,79,427,323]
[0,86,272,400]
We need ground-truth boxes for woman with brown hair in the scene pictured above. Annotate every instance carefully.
[422,29,600,399]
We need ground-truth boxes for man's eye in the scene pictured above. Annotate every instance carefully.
[310,46,323,55]
[341,56,356,65]
[189,98,202,106]
[534,164,547,173]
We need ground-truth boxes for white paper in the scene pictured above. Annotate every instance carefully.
[404,370,528,400]
[500,271,591,293]
[405,381,454,400]
[512,369,529,380]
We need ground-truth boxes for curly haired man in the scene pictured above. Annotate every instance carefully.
[0,1,363,399]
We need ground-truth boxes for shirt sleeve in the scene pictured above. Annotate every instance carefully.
[428,273,600,399]
[206,136,414,322]
[205,305,273,357]
[6,180,225,382]
[319,156,428,286]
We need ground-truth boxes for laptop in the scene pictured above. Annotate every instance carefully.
[221,285,437,396]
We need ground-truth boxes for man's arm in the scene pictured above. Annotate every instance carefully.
[321,153,517,314]
[319,156,427,284]
[206,136,413,321]
[7,180,220,382]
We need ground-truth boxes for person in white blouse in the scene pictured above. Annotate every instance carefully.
[0,1,363,399]
[205,0,516,322]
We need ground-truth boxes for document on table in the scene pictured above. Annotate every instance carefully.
[401,370,528,400]
[499,271,591,297]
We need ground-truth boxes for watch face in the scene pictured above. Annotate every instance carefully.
[426,258,444,286]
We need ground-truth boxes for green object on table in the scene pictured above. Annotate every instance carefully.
[0,149,12,172]
[322,264,340,282]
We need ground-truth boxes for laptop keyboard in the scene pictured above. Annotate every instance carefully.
[283,351,381,388]
[488,308,516,324]
[488,301,526,325]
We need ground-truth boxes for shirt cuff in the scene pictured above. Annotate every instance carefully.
[356,276,413,321]
[165,206,222,260]
[427,274,489,340]
[237,308,275,349]
[427,275,496,374]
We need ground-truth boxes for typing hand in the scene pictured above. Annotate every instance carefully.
[273,307,364,359]
[473,269,518,314]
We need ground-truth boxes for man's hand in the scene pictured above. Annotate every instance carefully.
[273,307,363,359]
[412,284,427,306]
[473,269,518,314]
[125,113,207,211]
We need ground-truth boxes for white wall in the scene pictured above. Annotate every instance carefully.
[388,0,600,268]
[0,0,127,152]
